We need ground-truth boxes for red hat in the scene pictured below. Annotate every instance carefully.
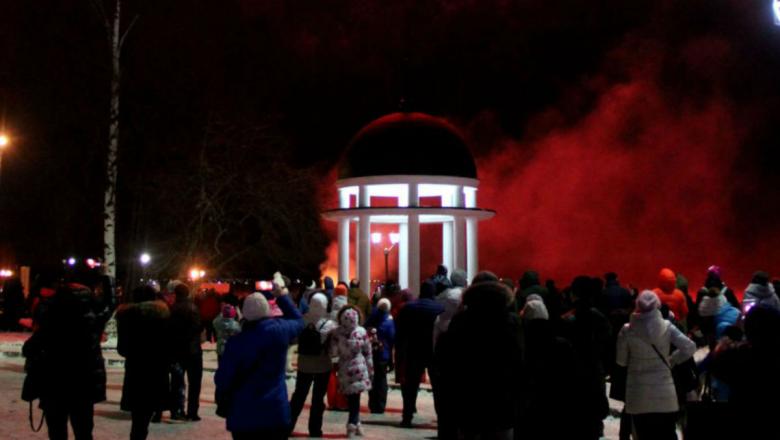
[334,285,348,297]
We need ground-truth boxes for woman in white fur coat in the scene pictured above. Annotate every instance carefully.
[330,305,373,438]
[616,290,696,440]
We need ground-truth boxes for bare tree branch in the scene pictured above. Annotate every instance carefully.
[120,14,139,51]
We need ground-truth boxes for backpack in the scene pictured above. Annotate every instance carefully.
[298,321,327,356]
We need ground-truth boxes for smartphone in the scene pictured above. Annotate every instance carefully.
[256,280,274,291]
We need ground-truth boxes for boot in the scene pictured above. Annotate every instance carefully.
[355,422,365,436]
[347,423,358,438]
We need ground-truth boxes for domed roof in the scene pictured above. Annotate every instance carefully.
[338,112,477,180]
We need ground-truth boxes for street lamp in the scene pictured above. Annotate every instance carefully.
[139,253,151,266]
[374,232,400,283]
[189,267,205,281]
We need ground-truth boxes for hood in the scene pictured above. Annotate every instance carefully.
[339,307,359,331]
[745,283,776,300]
[657,268,677,294]
[629,309,667,343]
[324,277,335,291]
[450,269,468,288]
[519,271,540,290]
[305,293,329,323]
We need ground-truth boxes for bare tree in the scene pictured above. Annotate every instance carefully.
[89,0,137,277]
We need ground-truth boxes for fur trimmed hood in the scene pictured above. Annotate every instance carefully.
[745,283,776,300]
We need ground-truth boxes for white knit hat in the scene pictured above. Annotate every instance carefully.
[243,293,270,321]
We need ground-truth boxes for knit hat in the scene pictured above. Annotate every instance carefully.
[751,271,770,287]
[334,285,348,297]
[707,265,722,279]
[222,304,237,319]
[636,290,660,313]
[522,298,549,321]
[377,298,391,312]
[242,293,270,321]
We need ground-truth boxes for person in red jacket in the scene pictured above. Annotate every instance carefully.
[652,268,689,326]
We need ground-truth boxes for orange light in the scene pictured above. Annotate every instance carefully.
[0,134,8,148]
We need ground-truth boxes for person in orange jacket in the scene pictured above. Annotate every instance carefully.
[652,268,689,326]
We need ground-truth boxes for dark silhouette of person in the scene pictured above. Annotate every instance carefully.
[22,282,110,440]
[168,282,203,421]
[117,285,172,439]
[395,280,443,427]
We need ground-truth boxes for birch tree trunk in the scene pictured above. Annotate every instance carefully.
[103,0,122,277]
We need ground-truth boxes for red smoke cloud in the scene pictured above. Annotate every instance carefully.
[474,39,779,292]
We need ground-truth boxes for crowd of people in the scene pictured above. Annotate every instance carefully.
[8,263,780,439]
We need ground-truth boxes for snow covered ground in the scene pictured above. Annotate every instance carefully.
[0,332,623,439]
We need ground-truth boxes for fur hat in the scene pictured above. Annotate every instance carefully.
[450,269,468,288]
[636,290,660,313]
[242,293,270,321]
[377,298,391,312]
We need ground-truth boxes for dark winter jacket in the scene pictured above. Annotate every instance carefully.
[365,308,395,363]
[22,284,108,407]
[169,297,202,359]
[524,319,577,439]
[437,281,524,431]
[116,299,172,411]
[214,295,303,433]
[323,277,335,303]
[395,297,443,368]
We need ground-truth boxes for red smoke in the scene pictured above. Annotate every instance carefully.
[474,38,779,292]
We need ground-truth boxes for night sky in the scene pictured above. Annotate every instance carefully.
[1,1,779,289]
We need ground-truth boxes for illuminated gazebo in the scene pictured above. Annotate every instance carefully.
[322,112,494,295]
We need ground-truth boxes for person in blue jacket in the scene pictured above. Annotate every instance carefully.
[214,277,304,440]
[365,298,396,413]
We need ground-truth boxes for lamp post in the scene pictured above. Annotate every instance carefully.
[372,232,400,283]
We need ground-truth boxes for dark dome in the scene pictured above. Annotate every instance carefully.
[339,112,477,179]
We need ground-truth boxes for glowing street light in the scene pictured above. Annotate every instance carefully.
[67,257,77,266]
[0,134,8,148]
[139,253,151,266]
[0,269,13,278]
[189,268,205,280]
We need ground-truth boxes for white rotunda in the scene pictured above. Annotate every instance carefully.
[322,112,494,295]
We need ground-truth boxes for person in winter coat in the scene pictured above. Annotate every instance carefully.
[559,276,612,440]
[365,298,395,414]
[347,279,371,324]
[652,268,689,327]
[117,285,172,439]
[195,288,221,342]
[699,287,741,344]
[215,286,304,440]
[696,265,740,310]
[616,291,696,440]
[711,305,780,438]
[433,269,467,349]
[431,264,453,294]
[395,280,444,427]
[323,276,335,305]
[213,304,241,361]
[168,282,203,421]
[521,297,578,440]
[330,284,349,319]
[22,283,110,440]
[330,305,374,438]
[742,271,780,312]
[289,293,337,437]
[437,280,524,440]
[515,270,547,311]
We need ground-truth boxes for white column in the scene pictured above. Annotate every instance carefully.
[338,218,350,283]
[407,183,420,297]
[398,222,409,289]
[453,186,466,272]
[358,185,371,290]
[466,217,478,283]
[442,221,453,272]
